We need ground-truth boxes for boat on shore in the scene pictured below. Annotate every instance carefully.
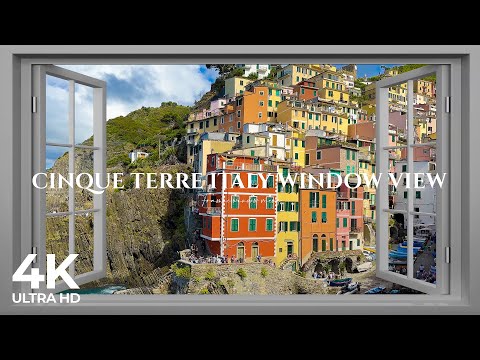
[328,278,352,287]
[365,286,385,294]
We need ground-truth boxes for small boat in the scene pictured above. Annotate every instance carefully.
[388,252,407,259]
[328,278,352,287]
[338,282,359,294]
[389,259,407,265]
[365,286,385,294]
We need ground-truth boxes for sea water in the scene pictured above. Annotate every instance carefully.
[60,285,127,295]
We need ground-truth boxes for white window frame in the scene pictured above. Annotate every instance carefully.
[32,65,106,293]
[1,46,471,315]
[376,65,451,295]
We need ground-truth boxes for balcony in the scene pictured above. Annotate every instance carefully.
[206,207,222,215]
[187,128,198,134]
[337,192,348,199]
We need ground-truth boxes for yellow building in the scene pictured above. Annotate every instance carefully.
[186,114,221,164]
[275,164,300,269]
[195,139,235,180]
[414,79,435,98]
[277,64,336,87]
[310,69,350,104]
[364,82,407,107]
[224,76,252,98]
[277,99,349,138]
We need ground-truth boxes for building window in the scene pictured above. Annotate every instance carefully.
[206,120,210,128]
[294,153,298,160]
[232,173,240,187]
[404,191,408,199]
[246,136,250,144]
[277,201,285,211]
[229,114,233,122]
[313,235,318,252]
[402,164,407,172]
[231,218,239,232]
[343,218,348,227]
[259,91,264,96]
[232,195,239,209]
[322,194,327,208]
[199,122,203,129]
[312,211,317,223]
[250,174,258,188]
[258,112,262,118]
[267,175,274,188]
[240,80,244,85]
[305,153,310,165]
[249,196,257,209]
[279,221,287,232]
[268,100,272,106]
[309,192,319,208]
[346,149,350,160]
[266,196,274,209]
[259,101,264,106]
[248,218,257,231]
[330,238,334,251]
[416,191,422,199]
[336,218,339,228]
[214,118,217,126]
[328,90,334,97]
[321,212,327,223]
[266,218,273,231]
[221,116,224,124]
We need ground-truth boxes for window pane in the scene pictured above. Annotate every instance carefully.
[75,149,94,211]
[45,215,69,271]
[413,75,437,145]
[75,213,94,275]
[75,83,94,145]
[387,212,410,278]
[46,75,70,144]
[46,145,70,214]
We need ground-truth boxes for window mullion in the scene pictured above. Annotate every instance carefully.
[68,80,75,277]
[407,80,414,279]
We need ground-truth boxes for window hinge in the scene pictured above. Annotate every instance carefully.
[32,96,37,113]
[445,96,451,113]
[32,246,37,263]
[445,246,451,264]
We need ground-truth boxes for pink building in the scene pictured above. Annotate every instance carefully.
[336,183,364,251]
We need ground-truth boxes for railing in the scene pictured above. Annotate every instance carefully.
[206,207,222,215]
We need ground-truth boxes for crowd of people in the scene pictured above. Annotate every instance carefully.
[312,271,337,280]
[415,264,436,283]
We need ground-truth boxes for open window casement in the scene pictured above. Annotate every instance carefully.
[32,65,107,293]
[376,65,450,294]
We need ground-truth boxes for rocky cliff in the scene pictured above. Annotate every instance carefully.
[46,103,192,288]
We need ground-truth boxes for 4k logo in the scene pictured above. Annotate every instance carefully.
[12,254,79,289]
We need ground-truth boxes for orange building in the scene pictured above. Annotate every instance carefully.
[198,153,278,261]
[292,80,319,101]
[218,86,270,133]
[299,183,336,265]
